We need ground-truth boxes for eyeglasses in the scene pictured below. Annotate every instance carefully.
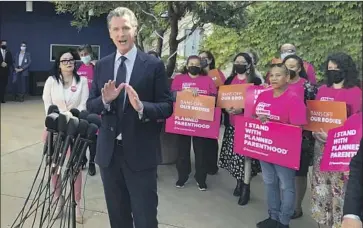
[60,59,75,65]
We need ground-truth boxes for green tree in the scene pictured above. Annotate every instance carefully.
[53,1,253,77]
[201,2,363,81]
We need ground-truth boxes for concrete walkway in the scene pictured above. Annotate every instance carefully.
[1,98,319,228]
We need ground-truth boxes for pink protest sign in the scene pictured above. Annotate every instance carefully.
[244,86,272,118]
[165,105,221,139]
[320,112,362,172]
[234,116,303,170]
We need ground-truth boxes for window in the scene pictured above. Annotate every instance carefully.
[183,28,201,57]
[50,44,100,61]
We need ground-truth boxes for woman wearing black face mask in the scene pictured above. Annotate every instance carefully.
[310,53,362,228]
[170,55,217,191]
[199,50,226,176]
[218,52,262,206]
[282,55,318,219]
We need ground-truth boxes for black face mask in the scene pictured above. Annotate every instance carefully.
[200,59,208,69]
[1,45,6,50]
[328,70,344,84]
[289,69,297,79]
[234,64,248,74]
[188,66,201,76]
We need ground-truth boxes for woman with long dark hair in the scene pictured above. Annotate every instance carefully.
[171,55,217,191]
[218,52,262,206]
[42,50,89,223]
[282,54,318,219]
[311,53,362,228]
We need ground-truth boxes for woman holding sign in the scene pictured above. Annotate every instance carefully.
[171,55,217,191]
[253,63,307,228]
[311,53,362,228]
[199,50,226,176]
[218,52,262,206]
[283,55,318,219]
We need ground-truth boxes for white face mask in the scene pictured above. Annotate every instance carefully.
[280,52,295,60]
[20,46,26,51]
[81,55,92,64]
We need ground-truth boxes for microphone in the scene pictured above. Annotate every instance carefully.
[86,114,101,128]
[47,105,59,115]
[70,108,80,118]
[51,113,69,172]
[72,123,99,172]
[66,119,89,170]
[43,113,59,159]
[56,116,79,175]
[79,110,89,120]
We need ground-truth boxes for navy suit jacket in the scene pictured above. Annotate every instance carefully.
[87,49,173,171]
[14,52,31,77]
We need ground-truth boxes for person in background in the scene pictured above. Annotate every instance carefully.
[311,52,362,228]
[282,54,318,219]
[0,39,13,103]
[199,50,226,176]
[77,44,97,176]
[247,49,265,84]
[342,138,363,228]
[171,55,217,191]
[254,63,307,228]
[13,41,31,102]
[42,50,89,224]
[266,43,317,85]
[219,52,262,206]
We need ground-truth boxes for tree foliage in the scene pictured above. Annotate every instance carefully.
[53,1,252,77]
[201,2,363,80]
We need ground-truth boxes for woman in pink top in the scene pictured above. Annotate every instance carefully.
[199,50,226,177]
[171,55,217,191]
[311,53,362,228]
[283,55,319,219]
[77,44,98,176]
[219,52,262,206]
[254,63,307,228]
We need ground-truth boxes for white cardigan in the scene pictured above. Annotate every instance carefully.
[42,76,89,115]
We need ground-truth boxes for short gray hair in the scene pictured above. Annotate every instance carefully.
[107,7,138,28]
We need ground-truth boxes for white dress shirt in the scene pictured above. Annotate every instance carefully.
[107,45,139,140]
[18,52,25,67]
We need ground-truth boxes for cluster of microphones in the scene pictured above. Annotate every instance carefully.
[11,105,101,228]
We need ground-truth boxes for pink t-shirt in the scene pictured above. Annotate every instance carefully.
[77,64,94,90]
[288,77,307,99]
[253,88,308,126]
[316,85,362,117]
[171,73,217,96]
[229,76,247,126]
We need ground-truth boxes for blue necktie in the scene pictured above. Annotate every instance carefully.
[116,56,127,108]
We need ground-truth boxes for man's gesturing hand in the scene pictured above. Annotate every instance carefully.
[101,80,124,104]
[125,84,143,112]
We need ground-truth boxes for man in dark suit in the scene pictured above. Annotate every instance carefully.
[0,39,13,103]
[342,138,363,228]
[13,41,32,102]
[86,7,173,228]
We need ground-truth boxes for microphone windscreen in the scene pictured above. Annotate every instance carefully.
[47,105,59,115]
[66,117,79,136]
[57,113,68,133]
[70,108,80,118]
[86,123,98,139]
[79,110,89,120]
[45,113,59,131]
[87,114,101,128]
[78,119,89,137]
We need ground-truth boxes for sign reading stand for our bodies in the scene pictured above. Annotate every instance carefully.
[320,112,362,172]
[234,116,303,170]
